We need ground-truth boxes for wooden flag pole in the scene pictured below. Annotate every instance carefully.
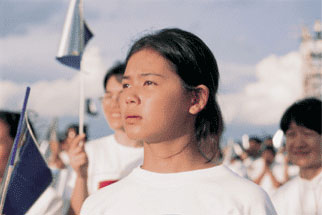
[78,0,85,142]
[79,68,85,142]
[0,167,14,213]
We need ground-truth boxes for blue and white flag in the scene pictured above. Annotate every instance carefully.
[56,0,93,70]
[0,87,53,215]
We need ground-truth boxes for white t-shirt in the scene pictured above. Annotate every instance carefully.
[26,186,63,215]
[51,166,75,214]
[274,152,299,180]
[272,170,322,215]
[247,158,285,197]
[226,159,248,178]
[85,134,144,194]
[81,164,276,215]
[245,157,263,180]
[49,134,143,214]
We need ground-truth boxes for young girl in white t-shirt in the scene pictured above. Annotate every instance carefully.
[81,28,276,215]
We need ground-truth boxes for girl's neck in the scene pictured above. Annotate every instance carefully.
[114,129,143,148]
[300,166,322,180]
[142,134,217,173]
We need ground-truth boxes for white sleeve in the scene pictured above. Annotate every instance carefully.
[251,191,277,215]
[272,191,288,215]
[240,183,277,215]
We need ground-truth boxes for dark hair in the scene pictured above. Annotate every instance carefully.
[0,111,20,139]
[263,135,273,141]
[249,136,262,144]
[103,62,126,90]
[125,28,224,162]
[64,123,88,141]
[0,110,38,142]
[280,97,321,134]
[263,145,276,156]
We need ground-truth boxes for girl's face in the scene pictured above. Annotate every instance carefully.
[285,121,322,169]
[102,75,123,130]
[120,49,194,143]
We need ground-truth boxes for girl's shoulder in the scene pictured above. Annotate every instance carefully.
[211,165,269,195]
[81,176,130,214]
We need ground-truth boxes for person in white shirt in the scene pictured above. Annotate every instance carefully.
[68,62,143,214]
[272,97,322,215]
[243,137,263,178]
[81,28,276,215]
[227,155,248,178]
[48,124,89,215]
[253,145,284,197]
[274,145,299,182]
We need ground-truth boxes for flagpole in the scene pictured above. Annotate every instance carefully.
[0,167,13,213]
[55,0,93,142]
[79,68,85,138]
[78,0,85,142]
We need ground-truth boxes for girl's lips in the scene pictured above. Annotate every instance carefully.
[126,115,142,119]
[125,115,142,124]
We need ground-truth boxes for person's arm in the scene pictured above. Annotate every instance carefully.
[68,175,88,215]
[67,134,88,215]
[253,164,267,185]
[283,155,290,183]
[266,168,282,188]
[48,140,65,169]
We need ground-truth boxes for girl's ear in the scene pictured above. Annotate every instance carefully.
[189,85,209,115]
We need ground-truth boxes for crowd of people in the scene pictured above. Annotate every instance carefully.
[0,28,321,215]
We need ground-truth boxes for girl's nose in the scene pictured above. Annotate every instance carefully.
[123,89,141,105]
[292,132,306,147]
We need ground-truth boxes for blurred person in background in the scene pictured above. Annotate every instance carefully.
[243,136,264,179]
[224,140,248,178]
[272,97,322,215]
[0,110,63,214]
[68,62,144,214]
[246,136,262,159]
[273,142,299,185]
[263,136,274,147]
[0,111,20,184]
[48,124,88,169]
[48,124,88,214]
[262,135,294,183]
[227,154,248,178]
[253,145,284,197]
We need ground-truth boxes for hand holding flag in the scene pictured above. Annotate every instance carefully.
[68,133,88,178]
[56,0,94,139]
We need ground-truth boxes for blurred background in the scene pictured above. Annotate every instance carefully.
[0,0,321,145]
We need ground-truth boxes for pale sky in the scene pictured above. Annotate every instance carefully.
[0,0,320,142]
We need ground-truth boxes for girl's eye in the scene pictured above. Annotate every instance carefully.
[285,131,296,138]
[303,130,314,136]
[143,81,156,86]
[122,83,130,89]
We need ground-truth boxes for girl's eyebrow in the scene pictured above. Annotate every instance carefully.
[140,73,165,78]
[122,73,165,80]
[122,75,130,81]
